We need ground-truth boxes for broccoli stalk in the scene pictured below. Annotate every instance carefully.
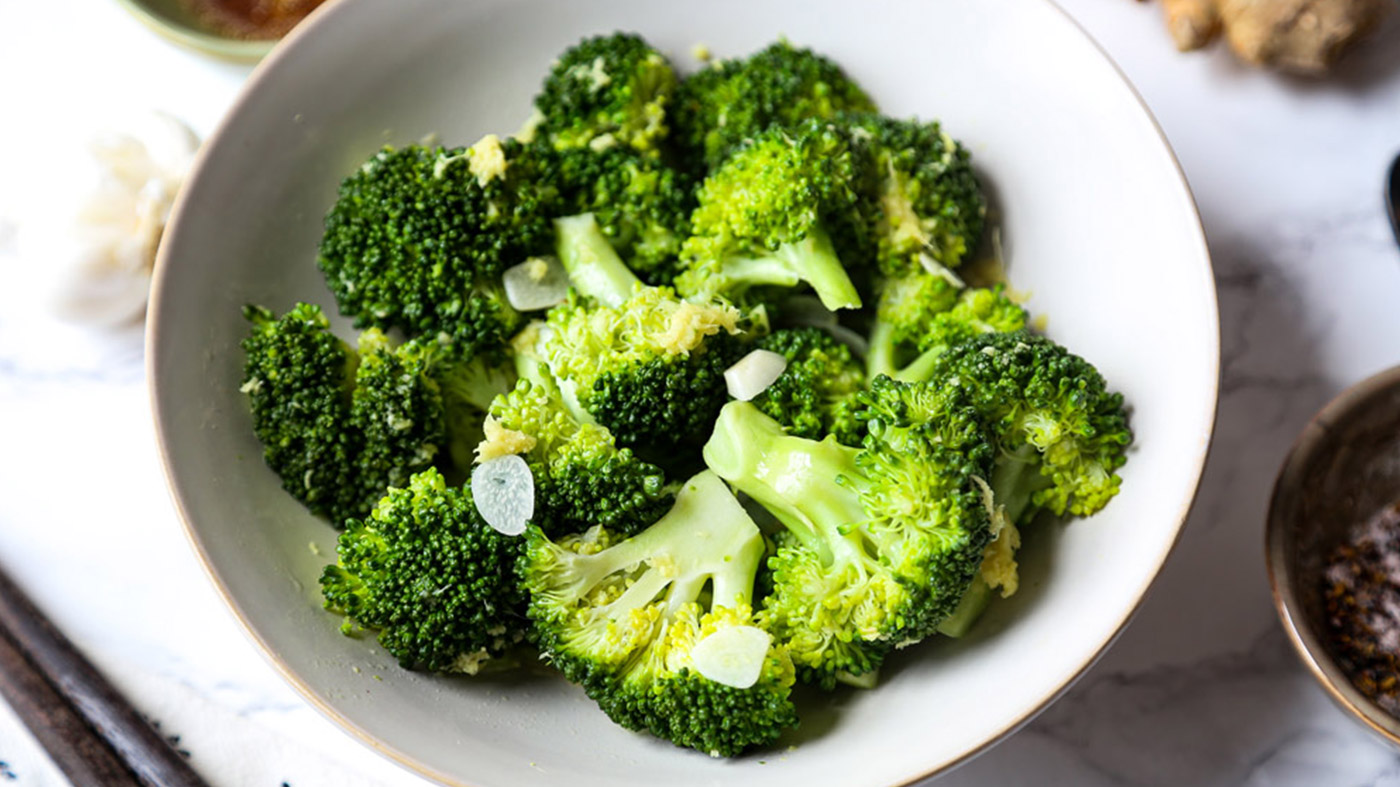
[703,381,995,687]
[522,471,797,756]
[552,213,643,307]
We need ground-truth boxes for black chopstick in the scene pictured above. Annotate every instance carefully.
[0,625,142,786]
[0,563,209,787]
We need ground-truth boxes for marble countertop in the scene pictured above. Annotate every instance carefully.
[2,1,1399,784]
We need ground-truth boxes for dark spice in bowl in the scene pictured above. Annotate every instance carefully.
[1324,500,1400,716]
[177,0,324,40]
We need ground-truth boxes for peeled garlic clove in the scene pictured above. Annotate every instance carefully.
[503,256,569,311]
[690,625,773,689]
[724,349,787,402]
[471,454,535,536]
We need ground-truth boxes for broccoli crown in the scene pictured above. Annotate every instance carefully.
[241,303,363,523]
[676,120,867,311]
[534,32,678,155]
[317,139,557,358]
[842,112,985,274]
[869,283,1028,382]
[751,327,866,444]
[542,146,695,285]
[927,330,1131,522]
[703,383,993,686]
[539,287,749,450]
[522,471,797,756]
[242,304,515,526]
[485,379,672,538]
[349,330,449,509]
[319,468,529,672]
[673,40,877,172]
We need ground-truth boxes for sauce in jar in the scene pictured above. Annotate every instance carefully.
[179,0,326,40]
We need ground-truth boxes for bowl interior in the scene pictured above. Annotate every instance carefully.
[1268,366,1400,746]
[148,0,1219,784]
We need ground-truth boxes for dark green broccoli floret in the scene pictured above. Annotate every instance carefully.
[320,468,529,672]
[317,139,557,359]
[532,213,752,452]
[703,379,994,687]
[842,113,986,275]
[867,284,1027,382]
[242,304,514,526]
[241,303,362,523]
[751,327,865,444]
[676,121,868,312]
[541,146,695,285]
[483,377,673,538]
[673,40,876,172]
[522,470,797,756]
[927,330,1132,524]
[533,32,678,155]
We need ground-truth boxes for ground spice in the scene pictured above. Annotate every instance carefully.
[1323,500,1400,716]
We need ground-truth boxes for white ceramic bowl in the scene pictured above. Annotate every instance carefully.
[148,1,1219,784]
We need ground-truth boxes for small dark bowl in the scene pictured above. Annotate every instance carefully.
[1267,365,1400,748]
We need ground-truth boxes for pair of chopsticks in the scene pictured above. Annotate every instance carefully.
[0,563,208,786]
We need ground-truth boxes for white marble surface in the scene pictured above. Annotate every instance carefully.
[1,1,1399,784]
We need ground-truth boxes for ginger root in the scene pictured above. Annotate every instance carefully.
[1158,0,1393,73]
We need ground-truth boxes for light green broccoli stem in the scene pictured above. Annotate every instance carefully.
[865,320,899,380]
[703,401,868,567]
[549,471,764,616]
[729,225,859,311]
[990,444,1052,526]
[553,213,642,308]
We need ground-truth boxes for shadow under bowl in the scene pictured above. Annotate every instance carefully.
[1267,364,1400,749]
[113,0,278,61]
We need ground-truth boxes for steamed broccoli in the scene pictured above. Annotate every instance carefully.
[533,32,679,155]
[866,284,1027,382]
[530,213,751,452]
[317,138,558,359]
[750,327,865,444]
[522,470,797,756]
[926,330,1132,525]
[673,40,877,172]
[676,121,868,311]
[241,304,513,526]
[320,468,529,672]
[542,146,695,285]
[703,379,994,687]
[241,303,362,523]
[481,378,673,538]
[842,113,986,276]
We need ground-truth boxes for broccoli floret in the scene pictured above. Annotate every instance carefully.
[317,138,557,359]
[927,330,1132,524]
[843,113,986,275]
[867,283,1027,382]
[320,468,529,672]
[542,146,695,285]
[751,327,865,444]
[242,304,515,526]
[703,380,994,687]
[536,213,752,451]
[483,378,673,538]
[534,32,678,155]
[241,303,362,523]
[522,470,797,756]
[673,40,876,172]
[676,121,867,311]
